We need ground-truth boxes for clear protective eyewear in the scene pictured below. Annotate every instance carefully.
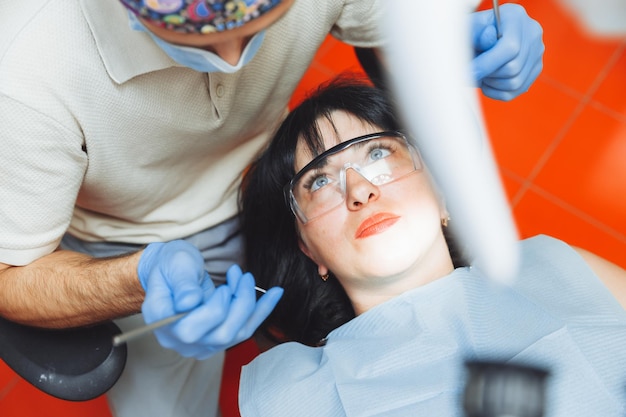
[284,131,423,223]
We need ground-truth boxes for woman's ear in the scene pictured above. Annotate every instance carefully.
[440,207,450,226]
[298,238,329,277]
[317,264,329,278]
[423,167,449,220]
[298,238,313,259]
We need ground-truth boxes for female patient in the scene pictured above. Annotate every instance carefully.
[238,78,626,416]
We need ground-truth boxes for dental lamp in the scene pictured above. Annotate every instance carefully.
[381,0,520,284]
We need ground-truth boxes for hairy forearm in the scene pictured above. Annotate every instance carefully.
[0,250,145,328]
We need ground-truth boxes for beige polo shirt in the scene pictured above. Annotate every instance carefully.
[0,0,382,266]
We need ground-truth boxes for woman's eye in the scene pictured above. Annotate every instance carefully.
[310,175,330,191]
[369,147,391,161]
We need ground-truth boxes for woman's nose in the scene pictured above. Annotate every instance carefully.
[344,168,380,210]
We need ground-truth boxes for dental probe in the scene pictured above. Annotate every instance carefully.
[112,285,267,347]
[492,0,503,39]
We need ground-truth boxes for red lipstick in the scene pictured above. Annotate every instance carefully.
[355,213,400,239]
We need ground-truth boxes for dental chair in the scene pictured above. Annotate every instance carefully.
[0,317,126,401]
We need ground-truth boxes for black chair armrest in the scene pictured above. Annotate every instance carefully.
[0,317,126,401]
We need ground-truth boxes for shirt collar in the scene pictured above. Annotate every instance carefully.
[79,0,184,84]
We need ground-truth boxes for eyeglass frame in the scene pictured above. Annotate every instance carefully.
[283,130,423,223]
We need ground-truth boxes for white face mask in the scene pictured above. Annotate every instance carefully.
[128,12,265,73]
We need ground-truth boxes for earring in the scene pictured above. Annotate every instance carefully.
[320,273,330,282]
[441,216,450,227]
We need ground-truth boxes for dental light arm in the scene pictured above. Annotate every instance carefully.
[558,0,626,35]
[380,0,520,283]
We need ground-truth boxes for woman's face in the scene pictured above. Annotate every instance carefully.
[295,111,454,313]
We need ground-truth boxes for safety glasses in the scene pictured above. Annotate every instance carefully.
[284,131,423,223]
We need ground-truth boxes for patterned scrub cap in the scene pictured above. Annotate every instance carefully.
[119,0,284,34]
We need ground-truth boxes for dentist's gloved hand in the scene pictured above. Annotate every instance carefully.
[138,240,283,360]
[471,3,544,101]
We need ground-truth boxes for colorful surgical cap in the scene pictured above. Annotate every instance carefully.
[119,0,283,34]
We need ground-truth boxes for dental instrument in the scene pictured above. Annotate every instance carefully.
[112,285,267,346]
[493,0,503,39]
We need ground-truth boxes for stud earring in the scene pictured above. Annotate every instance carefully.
[320,273,330,282]
[441,216,450,227]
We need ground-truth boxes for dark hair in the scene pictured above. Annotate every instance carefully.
[240,75,467,346]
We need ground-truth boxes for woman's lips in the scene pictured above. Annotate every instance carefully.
[355,213,400,239]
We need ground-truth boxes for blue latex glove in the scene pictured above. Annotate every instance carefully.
[138,240,283,359]
[471,3,544,101]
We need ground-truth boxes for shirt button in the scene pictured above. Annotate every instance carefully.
[216,84,225,98]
